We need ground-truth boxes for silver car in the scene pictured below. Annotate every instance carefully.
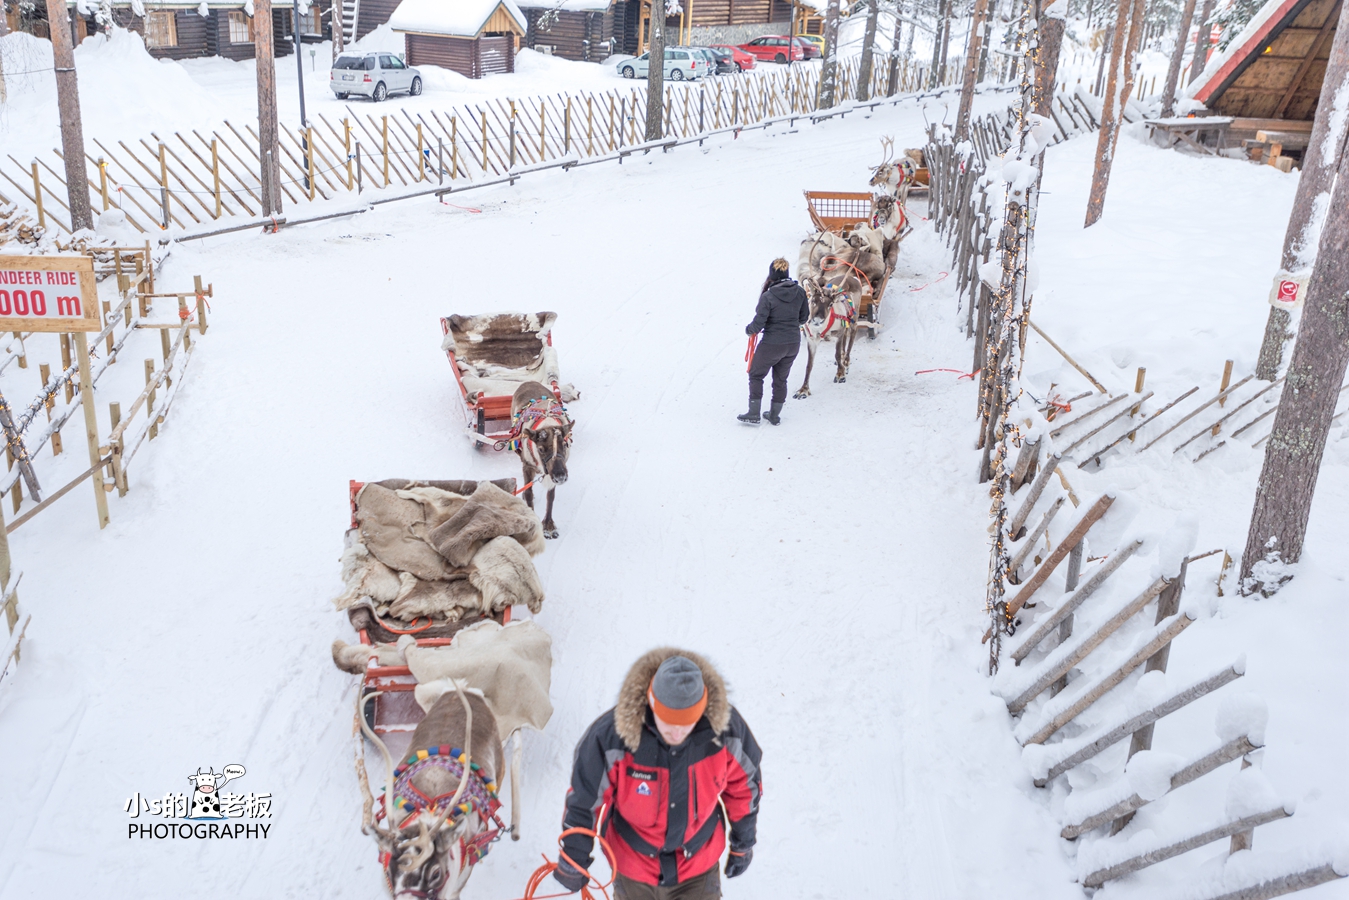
[617,48,705,81]
[331,51,423,102]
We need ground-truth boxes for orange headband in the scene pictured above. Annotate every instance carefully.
[648,685,708,727]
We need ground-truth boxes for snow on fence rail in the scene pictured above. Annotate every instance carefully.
[0,57,964,239]
[985,471,1348,896]
[0,246,211,531]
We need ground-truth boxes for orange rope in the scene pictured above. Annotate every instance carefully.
[745,334,759,372]
[820,255,872,293]
[511,825,618,900]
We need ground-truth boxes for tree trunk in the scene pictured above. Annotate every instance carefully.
[820,0,842,106]
[1084,0,1145,227]
[255,0,282,216]
[937,0,952,81]
[929,0,947,87]
[1035,6,1066,118]
[1241,139,1349,589]
[1160,0,1198,115]
[887,0,905,95]
[955,0,989,139]
[1254,0,1349,381]
[1188,0,1216,85]
[1241,15,1349,593]
[857,0,880,100]
[44,0,93,232]
[1094,24,1112,93]
[978,0,995,80]
[645,0,665,140]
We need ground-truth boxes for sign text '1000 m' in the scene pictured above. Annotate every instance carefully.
[0,255,101,333]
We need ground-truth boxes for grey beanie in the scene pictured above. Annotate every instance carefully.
[651,656,705,710]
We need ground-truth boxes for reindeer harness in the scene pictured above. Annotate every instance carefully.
[497,397,572,453]
[377,745,507,874]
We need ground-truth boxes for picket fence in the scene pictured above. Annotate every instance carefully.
[0,56,963,238]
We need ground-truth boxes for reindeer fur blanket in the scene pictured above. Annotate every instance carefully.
[441,312,579,402]
[408,620,553,741]
[335,481,546,621]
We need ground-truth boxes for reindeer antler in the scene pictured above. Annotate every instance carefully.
[880,135,895,165]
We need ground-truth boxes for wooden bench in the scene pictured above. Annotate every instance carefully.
[1143,116,1234,155]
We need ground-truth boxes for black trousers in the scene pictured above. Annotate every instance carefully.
[748,341,800,404]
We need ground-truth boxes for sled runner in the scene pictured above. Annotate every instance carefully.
[440,313,566,450]
[804,191,895,335]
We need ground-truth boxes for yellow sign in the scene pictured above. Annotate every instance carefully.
[0,254,100,333]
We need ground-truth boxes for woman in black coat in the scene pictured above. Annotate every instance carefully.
[739,258,810,425]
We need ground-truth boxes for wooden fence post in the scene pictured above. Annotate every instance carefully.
[509,99,517,168]
[145,359,158,441]
[344,119,353,190]
[194,275,209,334]
[451,116,459,179]
[73,332,108,528]
[382,116,390,187]
[158,142,169,229]
[564,95,571,155]
[482,109,489,171]
[98,157,109,211]
[307,125,317,199]
[539,102,546,159]
[31,162,44,230]
[211,140,221,218]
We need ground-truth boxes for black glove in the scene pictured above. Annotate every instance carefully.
[553,857,588,893]
[725,848,753,878]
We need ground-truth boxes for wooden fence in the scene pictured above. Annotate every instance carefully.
[0,246,211,531]
[992,471,1346,897]
[0,57,967,238]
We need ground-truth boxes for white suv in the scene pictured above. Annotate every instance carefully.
[617,48,704,81]
[331,51,424,102]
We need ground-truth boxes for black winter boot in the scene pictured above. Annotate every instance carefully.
[764,402,783,425]
[737,398,762,425]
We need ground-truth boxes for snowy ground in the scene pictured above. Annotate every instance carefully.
[0,78,1346,900]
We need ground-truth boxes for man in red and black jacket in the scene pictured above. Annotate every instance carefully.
[554,649,763,899]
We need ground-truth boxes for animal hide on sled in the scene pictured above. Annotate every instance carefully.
[334,481,546,623]
[406,620,554,741]
[441,311,579,402]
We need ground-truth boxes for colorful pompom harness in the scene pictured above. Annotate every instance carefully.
[496,397,572,453]
[376,745,506,869]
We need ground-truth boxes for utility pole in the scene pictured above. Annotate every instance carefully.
[1084,0,1145,227]
[955,0,989,139]
[293,0,310,193]
[856,0,880,100]
[644,0,665,139]
[1253,0,1349,381]
[1159,0,1198,115]
[44,0,93,231]
[255,0,283,215]
[1240,14,1349,593]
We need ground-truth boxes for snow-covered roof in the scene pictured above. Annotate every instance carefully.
[1182,0,1294,103]
[389,0,528,37]
[514,0,611,11]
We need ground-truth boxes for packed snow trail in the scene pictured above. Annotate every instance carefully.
[7,89,1338,900]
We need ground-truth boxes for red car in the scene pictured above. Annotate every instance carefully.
[736,35,804,64]
[710,44,756,71]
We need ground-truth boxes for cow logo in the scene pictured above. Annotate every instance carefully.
[636,782,651,796]
[124,763,273,840]
[188,764,246,819]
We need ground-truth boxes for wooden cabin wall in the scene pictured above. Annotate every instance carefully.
[525,8,616,60]
[1210,0,1337,121]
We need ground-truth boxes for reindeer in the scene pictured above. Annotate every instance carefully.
[510,381,572,540]
[793,272,864,398]
[869,137,921,206]
[359,683,507,900]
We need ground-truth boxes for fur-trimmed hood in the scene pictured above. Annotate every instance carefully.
[614,648,730,752]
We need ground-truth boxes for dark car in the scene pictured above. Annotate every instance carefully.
[737,35,804,63]
[702,46,738,74]
[790,36,822,59]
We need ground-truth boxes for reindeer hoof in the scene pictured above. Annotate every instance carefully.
[794,389,810,399]
[543,527,560,539]
[834,375,846,383]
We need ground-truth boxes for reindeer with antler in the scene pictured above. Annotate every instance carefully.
[358,682,509,900]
